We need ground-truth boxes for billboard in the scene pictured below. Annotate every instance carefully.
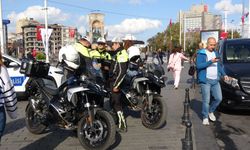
[200,30,220,44]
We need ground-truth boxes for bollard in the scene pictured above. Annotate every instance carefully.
[185,88,190,104]
[182,88,190,125]
[183,121,193,150]
[182,101,190,125]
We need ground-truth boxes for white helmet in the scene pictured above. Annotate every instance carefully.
[97,37,106,43]
[127,46,140,60]
[123,34,136,41]
[58,45,80,69]
[111,36,122,43]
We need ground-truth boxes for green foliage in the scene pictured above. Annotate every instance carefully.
[36,52,46,61]
[147,22,241,53]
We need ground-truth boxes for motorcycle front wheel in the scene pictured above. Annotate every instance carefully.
[25,103,47,134]
[77,110,116,150]
[141,96,167,129]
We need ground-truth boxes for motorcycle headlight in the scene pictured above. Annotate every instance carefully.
[223,77,240,89]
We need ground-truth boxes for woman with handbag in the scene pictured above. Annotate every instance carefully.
[167,46,189,89]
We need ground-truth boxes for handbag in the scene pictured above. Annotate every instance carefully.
[188,65,195,76]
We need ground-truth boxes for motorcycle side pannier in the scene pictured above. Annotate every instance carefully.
[20,59,50,77]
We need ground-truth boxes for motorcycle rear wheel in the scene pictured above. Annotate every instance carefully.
[77,110,116,150]
[141,96,167,129]
[25,104,47,134]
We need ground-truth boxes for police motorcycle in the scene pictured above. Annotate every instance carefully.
[119,48,167,129]
[20,45,116,150]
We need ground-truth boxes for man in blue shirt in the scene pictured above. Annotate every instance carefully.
[196,37,229,125]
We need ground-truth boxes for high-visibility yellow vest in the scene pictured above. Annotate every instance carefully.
[100,51,111,60]
[73,43,90,57]
[115,49,129,63]
[89,49,101,59]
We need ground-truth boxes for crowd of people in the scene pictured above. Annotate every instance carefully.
[66,34,229,130]
[0,35,229,146]
[58,34,145,132]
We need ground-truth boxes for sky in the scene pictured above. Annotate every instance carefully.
[2,0,249,42]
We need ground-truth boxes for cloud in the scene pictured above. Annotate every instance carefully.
[7,5,69,32]
[76,15,89,35]
[214,0,242,14]
[106,18,161,39]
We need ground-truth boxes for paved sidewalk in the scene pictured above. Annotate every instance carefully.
[0,62,220,150]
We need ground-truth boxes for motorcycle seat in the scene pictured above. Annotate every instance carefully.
[36,78,59,96]
[43,86,59,96]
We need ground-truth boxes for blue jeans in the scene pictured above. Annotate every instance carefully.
[200,79,222,119]
[0,106,6,140]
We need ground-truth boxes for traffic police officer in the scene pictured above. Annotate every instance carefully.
[73,36,92,76]
[97,37,112,89]
[109,36,129,132]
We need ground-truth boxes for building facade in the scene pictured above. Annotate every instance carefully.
[179,4,222,32]
[18,18,78,62]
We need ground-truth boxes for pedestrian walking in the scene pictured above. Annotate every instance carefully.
[0,52,18,144]
[167,45,189,89]
[196,37,229,125]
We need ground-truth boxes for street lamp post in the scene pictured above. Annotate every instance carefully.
[44,0,49,63]
[0,0,4,54]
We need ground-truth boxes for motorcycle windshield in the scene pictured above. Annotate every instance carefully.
[86,58,104,85]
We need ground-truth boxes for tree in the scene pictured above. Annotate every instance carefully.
[227,30,241,39]
[147,22,181,52]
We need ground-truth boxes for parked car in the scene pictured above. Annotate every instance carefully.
[218,38,250,109]
[2,54,63,99]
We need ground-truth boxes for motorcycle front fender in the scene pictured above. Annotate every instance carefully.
[67,86,89,103]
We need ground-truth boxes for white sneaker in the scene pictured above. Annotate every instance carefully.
[202,118,209,125]
[209,112,216,122]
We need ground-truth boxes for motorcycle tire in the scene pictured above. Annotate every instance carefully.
[25,104,47,134]
[77,110,116,150]
[141,96,167,129]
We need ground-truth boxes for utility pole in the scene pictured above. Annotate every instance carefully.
[248,0,250,37]
[183,14,186,52]
[242,0,245,37]
[0,0,4,54]
[44,0,49,63]
[224,9,228,33]
[179,10,182,46]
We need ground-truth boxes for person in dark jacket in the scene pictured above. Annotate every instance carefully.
[109,36,129,132]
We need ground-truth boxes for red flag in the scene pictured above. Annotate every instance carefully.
[36,26,43,41]
[169,19,172,28]
[32,49,37,57]
[241,15,245,24]
[69,28,75,38]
